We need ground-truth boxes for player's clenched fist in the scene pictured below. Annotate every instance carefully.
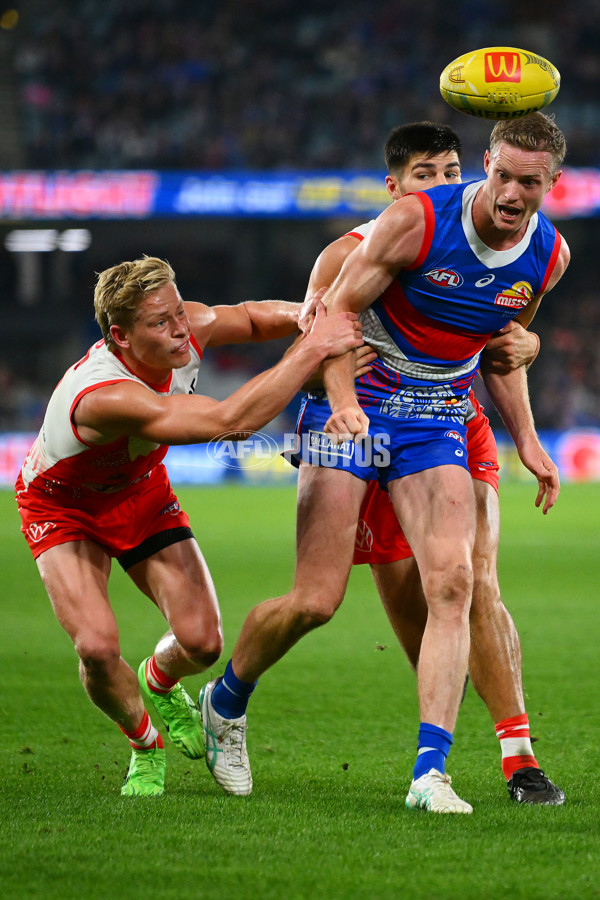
[324,404,370,443]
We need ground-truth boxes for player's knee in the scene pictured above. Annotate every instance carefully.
[293,594,340,630]
[424,560,473,612]
[178,626,224,669]
[75,632,120,675]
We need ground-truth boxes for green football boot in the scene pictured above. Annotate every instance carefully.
[121,746,166,797]
[138,658,204,759]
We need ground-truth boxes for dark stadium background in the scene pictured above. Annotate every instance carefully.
[0,0,599,469]
[3,8,600,898]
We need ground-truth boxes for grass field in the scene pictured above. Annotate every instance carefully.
[2,481,599,899]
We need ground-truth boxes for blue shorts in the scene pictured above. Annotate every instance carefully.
[294,395,469,485]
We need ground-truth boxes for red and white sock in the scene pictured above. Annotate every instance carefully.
[120,710,164,750]
[495,713,538,780]
[145,655,179,694]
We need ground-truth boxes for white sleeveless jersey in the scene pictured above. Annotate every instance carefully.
[18,337,202,498]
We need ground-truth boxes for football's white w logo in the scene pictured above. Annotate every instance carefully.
[29,522,56,542]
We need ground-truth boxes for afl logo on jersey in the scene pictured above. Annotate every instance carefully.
[444,430,465,444]
[423,268,464,288]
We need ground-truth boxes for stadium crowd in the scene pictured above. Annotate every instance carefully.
[13,0,600,171]
[1,0,599,433]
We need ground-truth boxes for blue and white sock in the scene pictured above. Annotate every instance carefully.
[413,722,453,780]
[211,659,257,719]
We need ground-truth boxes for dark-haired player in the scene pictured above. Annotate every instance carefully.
[309,122,564,807]
[201,114,568,814]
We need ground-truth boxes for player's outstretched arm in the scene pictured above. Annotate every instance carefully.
[482,365,559,514]
[185,299,303,350]
[75,303,363,446]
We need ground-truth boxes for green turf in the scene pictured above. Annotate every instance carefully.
[2,482,599,899]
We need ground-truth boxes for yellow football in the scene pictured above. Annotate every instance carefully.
[440,47,560,119]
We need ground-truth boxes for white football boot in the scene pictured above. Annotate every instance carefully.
[406,768,473,814]
[199,678,252,796]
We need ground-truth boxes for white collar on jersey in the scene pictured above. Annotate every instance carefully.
[461,180,538,269]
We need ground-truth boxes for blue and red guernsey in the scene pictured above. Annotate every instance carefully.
[352,180,560,419]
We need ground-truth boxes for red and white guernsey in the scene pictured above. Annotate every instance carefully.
[17,336,202,507]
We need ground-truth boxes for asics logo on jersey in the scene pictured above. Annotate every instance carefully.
[28,522,56,542]
[475,275,495,287]
[424,268,464,288]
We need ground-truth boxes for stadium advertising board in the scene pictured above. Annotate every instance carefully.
[4,430,600,487]
[0,168,598,220]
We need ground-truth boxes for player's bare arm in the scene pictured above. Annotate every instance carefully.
[480,235,568,513]
[320,196,425,441]
[304,235,359,300]
[300,236,378,390]
[324,196,426,315]
[185,298,303,351]
[482,321,540,374]
[75,302,363,446]
[482,365,559,514]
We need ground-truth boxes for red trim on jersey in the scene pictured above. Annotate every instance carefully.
[345,230,365,241]
[189,332,203,359]
[295,400,309,440]
[113,351,173,393]
[405,192,435,271]
[381,280,491,361]
[73,340,105,371]
[68,380,132,447]
[68,341,201,448]
[539,229,562,294]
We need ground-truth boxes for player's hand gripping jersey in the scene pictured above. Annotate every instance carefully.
[296,180,561,482]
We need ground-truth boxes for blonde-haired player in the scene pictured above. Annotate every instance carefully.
[16,255,362,797]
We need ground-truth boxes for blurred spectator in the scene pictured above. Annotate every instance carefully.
[12,0,600,172]
[0,364,46,432]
